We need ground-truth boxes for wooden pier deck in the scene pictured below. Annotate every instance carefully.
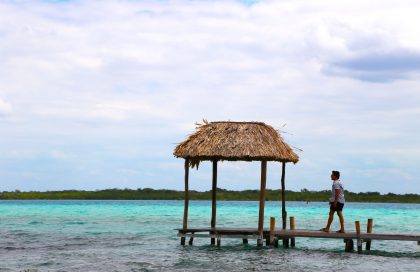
[177,225,420,253]
[178,227,420,241]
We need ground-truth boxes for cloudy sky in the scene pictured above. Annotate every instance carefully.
[1,0,420,193]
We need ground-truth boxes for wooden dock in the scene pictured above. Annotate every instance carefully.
[177,218,420,253]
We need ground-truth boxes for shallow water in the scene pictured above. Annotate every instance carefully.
[0,200,419,271]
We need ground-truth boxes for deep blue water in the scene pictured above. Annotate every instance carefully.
[0,200,419,271]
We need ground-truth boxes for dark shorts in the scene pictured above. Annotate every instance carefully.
[330,202,344,212]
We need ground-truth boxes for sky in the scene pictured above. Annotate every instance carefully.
[1,0,420,194]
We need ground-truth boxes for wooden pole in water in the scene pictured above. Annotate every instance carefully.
[355,221,362,254]
[181,159,190,245]
[344,239,354,252]
[269,217,275,246]
[189,233,194,245]
[366,218,373,251]
[257,161,267,247]
[290,216,295,247]
[281,162,288,247]
[211,160,218,245]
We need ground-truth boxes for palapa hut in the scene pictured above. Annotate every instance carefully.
[174,121,299,246]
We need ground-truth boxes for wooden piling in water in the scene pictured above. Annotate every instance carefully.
[257,161,267,247]
[210,160,218,245]
[269,217,276,246]
[189,234,194,245]
[290,217,295,247]
[344,239,354,252]
[181,159,190,246]
[355,221,362,254]
[280,162,288,247]
[366,218,373,251]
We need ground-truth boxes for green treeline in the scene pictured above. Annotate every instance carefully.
[0,188,419,203]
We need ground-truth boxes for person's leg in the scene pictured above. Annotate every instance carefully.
[323,209,335,231]
[337,210,345,232]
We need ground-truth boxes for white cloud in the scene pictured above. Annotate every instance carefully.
[0,98,12,116]
[0,0,419,193]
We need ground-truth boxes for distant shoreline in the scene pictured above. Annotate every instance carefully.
[1,188,419,203]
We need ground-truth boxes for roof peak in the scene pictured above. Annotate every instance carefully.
[210,121,266,125]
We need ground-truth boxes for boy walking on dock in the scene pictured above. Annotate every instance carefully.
[321,170,345,233]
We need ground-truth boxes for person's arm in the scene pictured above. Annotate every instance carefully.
[333,188,340,206]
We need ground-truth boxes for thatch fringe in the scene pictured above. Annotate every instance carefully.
[174,121,299,168]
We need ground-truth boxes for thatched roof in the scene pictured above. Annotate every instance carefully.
[174,121,299,167]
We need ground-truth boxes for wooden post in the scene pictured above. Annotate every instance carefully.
[366,218,373,251]
[355,221,362,254]
[344,239,354,252]
[268,217,275,246]
[211,160,218,245]
[189,233,194,245]
[181,159,190,245]
[242,238,248,244]
[257,161,267,247]
[290,216,295,247]
[281,162,288,247]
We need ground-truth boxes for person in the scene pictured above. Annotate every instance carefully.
[320,170,345,233]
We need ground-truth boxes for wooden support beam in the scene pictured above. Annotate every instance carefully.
[257,161,267,247]
[211,160,218,245]
[243,238,248,244]
[181,159,190,246]
[268,217,275,246]
[366,218,373,251]
[281,162,288,247]
[355,221,362,254]
[344,239,354,252]
[290,217,295,247]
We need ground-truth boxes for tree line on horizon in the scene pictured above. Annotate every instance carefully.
[0,188,419,203]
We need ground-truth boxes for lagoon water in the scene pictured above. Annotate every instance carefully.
[0,200,419,271]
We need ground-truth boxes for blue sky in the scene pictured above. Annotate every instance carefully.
[1,0,420,193]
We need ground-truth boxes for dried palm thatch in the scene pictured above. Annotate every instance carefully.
[174,121,299,167]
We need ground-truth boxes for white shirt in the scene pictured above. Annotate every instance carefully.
[329,179,345,203]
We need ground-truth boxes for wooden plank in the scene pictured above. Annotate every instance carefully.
[273,229,358,239]
[257,161,267,247]
[177,227,259,233]
[178,233,259,239]
[361,233,420,241]
[211,160,218,245]
[178,231,420,241]
[181,159,190,246]
[178,228,420,242]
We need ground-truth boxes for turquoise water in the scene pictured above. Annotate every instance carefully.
[0,200,419,271]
